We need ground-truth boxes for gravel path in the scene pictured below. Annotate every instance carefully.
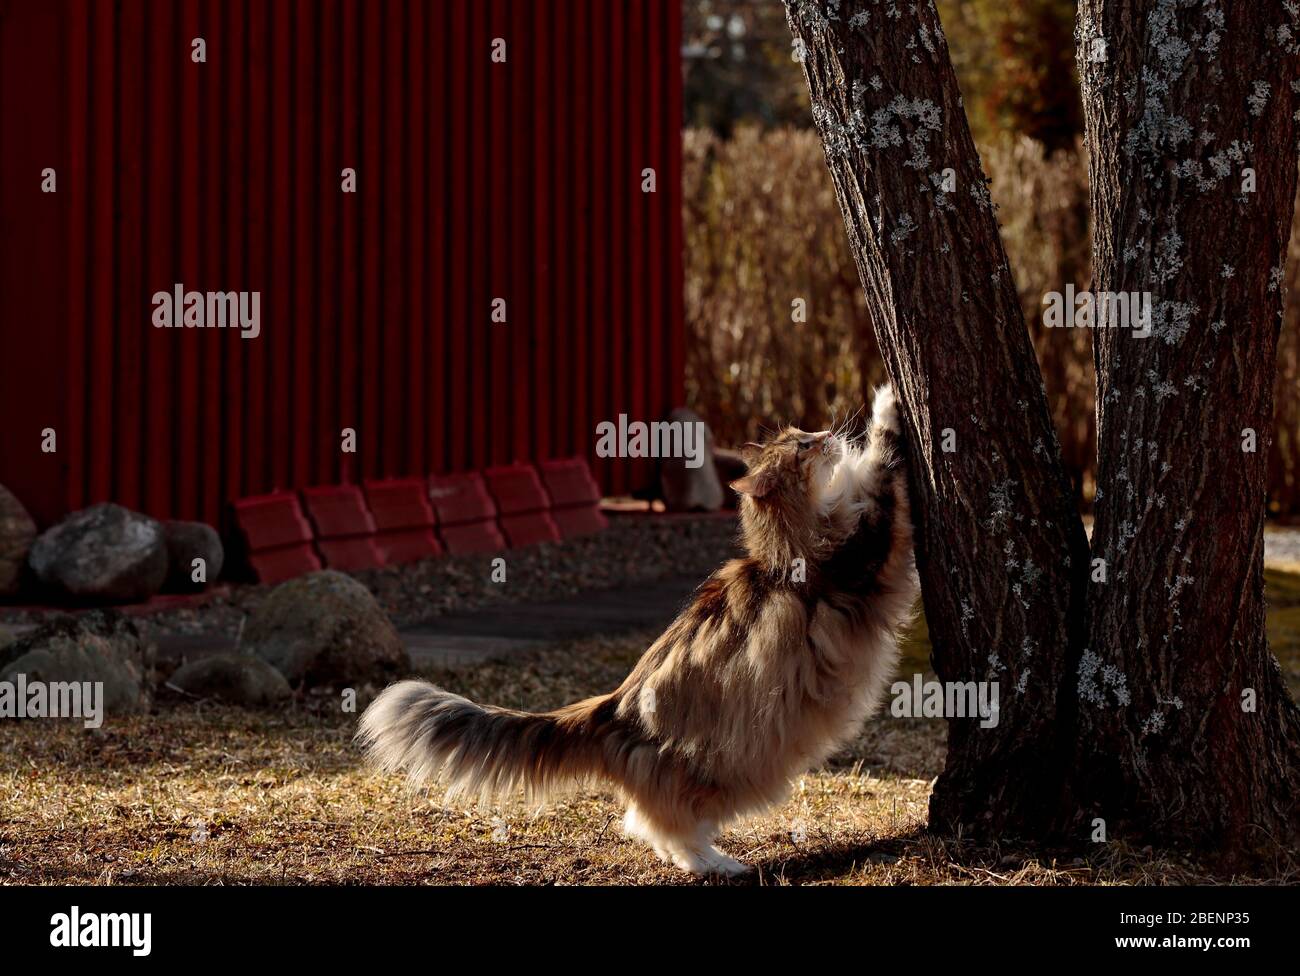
[0,513,743,645]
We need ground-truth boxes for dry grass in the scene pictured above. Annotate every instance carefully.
[3,625,1293,886]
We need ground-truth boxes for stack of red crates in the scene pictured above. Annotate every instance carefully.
[231,458,608,583]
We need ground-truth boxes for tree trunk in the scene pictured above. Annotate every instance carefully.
[1073,0,1300,855]
[784,0,1090,835]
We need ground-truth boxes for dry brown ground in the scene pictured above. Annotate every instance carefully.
[3,628,1294,886]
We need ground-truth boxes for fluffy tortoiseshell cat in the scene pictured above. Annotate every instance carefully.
[358,386,918,876]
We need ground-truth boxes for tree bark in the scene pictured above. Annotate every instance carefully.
[787,0,1300,858]
[784,0,1090,835]
[1074,0,1300,854]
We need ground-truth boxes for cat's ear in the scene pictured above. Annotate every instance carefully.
[740,442,763,463]
[731,469,775,498]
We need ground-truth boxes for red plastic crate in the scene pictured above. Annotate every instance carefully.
[484,463,551,514]
[428,472,506,554]
[539,457,608,539]
[438,521,507,554]
[231,491,322,583]
[550,506,608,537]
[364,477,443,564]
[300,485,384,571]
[484,464,561,547]
[247,545,322,584]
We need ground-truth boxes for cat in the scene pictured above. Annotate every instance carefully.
[356,385,918,877]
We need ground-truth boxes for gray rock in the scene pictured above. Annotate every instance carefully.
[0,484,36,597]
[168,653,291,705]
[29,503,168,604]
[163,520,224,592]
[244,570,410,688]
[0,610,153,714]
[659,408,724,512]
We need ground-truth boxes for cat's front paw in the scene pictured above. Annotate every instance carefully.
[871,384,901,436]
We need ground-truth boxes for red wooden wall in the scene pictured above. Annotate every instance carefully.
[0,0,685,529]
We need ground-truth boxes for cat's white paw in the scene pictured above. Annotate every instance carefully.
[666,841,752,878]
[871,384,901,435]
[704,851,753,878]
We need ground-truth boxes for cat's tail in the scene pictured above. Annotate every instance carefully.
[356,680,614,804]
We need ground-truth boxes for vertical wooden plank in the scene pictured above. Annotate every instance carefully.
[529,0,552,466]
[587,0,611,492]
[488,0,510,465]
[359,0,381,482]
[140,1,174,516]
[291,0,315,488]
[427,0,449,472]
[0,1,68,525]
[405,0,426,474]
[467,0,488,468]
[665,0,686,410]
[115,0,144,511]
[548,0,572,458]
[626,0,649,452]
[509,0,532,466]
[608,0,628,493]
[318,0,341,485]
[382,0,406,477]
[339,0,360,485]
[199,0,224,522]
[65,0,90,514]
[570,0,592,473]
[645,0,667,421]
[221,0,247,510]
[244,0,269,497]
[447,0,469,471]
[87,0,117,505]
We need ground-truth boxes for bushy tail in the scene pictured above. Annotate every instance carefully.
[356,680,613,804]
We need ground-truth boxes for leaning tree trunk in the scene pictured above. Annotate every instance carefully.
[784,0,1091,836]
[1073,0,1300,856]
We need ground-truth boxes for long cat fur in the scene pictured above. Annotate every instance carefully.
[356,385,917,876]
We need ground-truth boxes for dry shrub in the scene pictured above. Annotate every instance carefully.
[981,137,1094,498]
[683,127,873,445]
[685,128,1300,515]
[1276,188,1300,515]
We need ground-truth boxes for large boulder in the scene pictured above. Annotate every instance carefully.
[167,652,291,705]
[659,407,724,512]
[0,484,37,597]
[0,610,153,715]
[243,570,410,688]
[29,503,168,604]
[163,520,224,592]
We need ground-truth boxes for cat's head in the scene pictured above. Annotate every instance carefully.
[730,428,841,505]
[730,428,842,570]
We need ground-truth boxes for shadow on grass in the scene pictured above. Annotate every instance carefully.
[748,827,932,885]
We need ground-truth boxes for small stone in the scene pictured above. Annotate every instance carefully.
[243,570,410,688]
[0,484,37,597]
[29,503,167,604]
[163,520,224,592]
[168,652,291,705]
